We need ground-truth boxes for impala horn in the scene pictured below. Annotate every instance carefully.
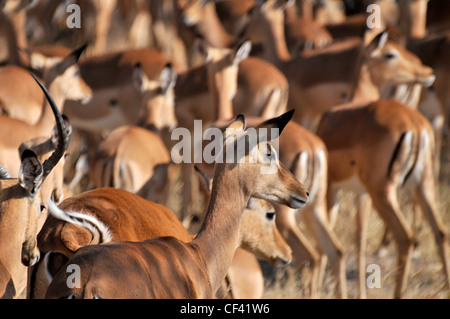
[29,72,68,180]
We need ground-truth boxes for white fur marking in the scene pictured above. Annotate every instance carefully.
[46,199,112,243]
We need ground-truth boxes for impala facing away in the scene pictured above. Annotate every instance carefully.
[33,179,291,299]
[318,98,450,299]
[0,73,69,299]
[45,110,308,299]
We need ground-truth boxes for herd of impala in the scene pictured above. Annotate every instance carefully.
[0,0,449,299]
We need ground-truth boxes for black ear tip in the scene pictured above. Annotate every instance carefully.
[285,109,295,119]
[72,43,88,60]
[279,109,295,124]
[21,149,38,162]
[235,114,247,128]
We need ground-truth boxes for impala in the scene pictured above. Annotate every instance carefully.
[18,116,72,230]
[317,98,450,299]
[193,41,346,298]
[44,110,308,299]
[0,73,69,298]
[244,0,435,131]
[63,48,177,134]
[0,45,90,225]
[408,33,450,176]
[33,180,291,299]
[176,39,289,223]
[0,0,33,66]
[0,45,91,125]
[193,165,286,299]
[89,125,171,204]
[175,0,289,122]
[87,62,177,204]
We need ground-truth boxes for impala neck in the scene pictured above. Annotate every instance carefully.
[193,167,247,291]
[197,2,235,48]
[207,67,235,121]
[350,63,380,105]
[257,8,291,66]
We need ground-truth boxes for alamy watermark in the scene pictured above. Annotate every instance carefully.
[366,264,381,289]
[66,3,81,29]
[367,4,382,29]
[170,121,281,175]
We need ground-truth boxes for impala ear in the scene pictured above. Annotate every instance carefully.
[366,30,389,56]
[233,41,252,66]
[55,43,88,74]
[69,43,88,63]
[255,109,294,141]
[19,150,44,196]
[194,165,213,194]
[224,114,247,139]
[160,63,177,94]
[132,63,146,92]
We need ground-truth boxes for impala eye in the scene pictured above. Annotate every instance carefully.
[384,52,397,60]
[40,204,46,212]
[266,212,275,221]
[266,144,272,157]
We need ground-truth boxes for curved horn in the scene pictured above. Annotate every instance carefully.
[29,72,68,180]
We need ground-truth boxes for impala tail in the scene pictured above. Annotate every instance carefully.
[388,129,431,187]
[46,200,112,245]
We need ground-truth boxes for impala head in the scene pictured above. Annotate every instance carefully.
[195,166,292,265]
[30,44,93,104]
[19,116,72,206]
[241,198,292,265]
[365,31,435,88]
[0,73,68,269]
[216,110,309,209]
[133,63,178,131]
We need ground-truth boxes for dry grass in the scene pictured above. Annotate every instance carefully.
[262,135,450,299]
[164,134,450,299]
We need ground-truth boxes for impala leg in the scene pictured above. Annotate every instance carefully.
[370,186,414,299]
[356,193,371,299]
[326,185,339,229]
[302,203,347,299]
[415,181,450,290]
[181,162,193,226]
[275,205,320,299]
